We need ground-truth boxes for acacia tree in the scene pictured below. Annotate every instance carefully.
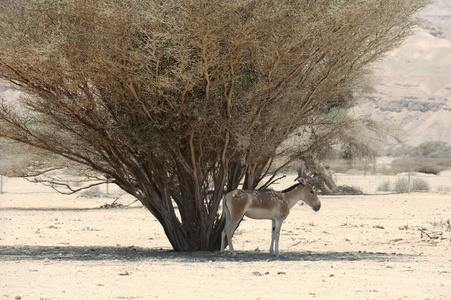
[0,0,430,251]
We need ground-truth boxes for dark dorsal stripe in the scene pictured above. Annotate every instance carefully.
[281,182,302,193]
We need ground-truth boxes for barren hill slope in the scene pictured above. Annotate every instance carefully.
[353,0,451,146]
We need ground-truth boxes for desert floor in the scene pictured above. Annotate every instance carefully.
[1,177,450,300]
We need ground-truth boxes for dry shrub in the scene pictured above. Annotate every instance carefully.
[0,0,432,251]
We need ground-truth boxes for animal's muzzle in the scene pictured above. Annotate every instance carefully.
[313,202,321,212]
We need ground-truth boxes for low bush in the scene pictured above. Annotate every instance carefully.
[390,157,451,175]
[394,177,409,193]
[377,180,391,192]
[389,177,431,193]
[79,187,110,198]
[411,178,430,192]
[437,185,450,193]
[336,185,363,195]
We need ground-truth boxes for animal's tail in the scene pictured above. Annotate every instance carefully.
[221,192,230,224]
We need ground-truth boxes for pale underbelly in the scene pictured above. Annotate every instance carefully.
[244,208,276,220]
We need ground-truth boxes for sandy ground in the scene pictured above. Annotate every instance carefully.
[1,178,450,299]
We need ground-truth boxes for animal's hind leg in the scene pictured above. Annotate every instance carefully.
[224,217,241,257]
[220,231,226,255]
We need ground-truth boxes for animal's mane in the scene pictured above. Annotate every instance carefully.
[281,182,302,193]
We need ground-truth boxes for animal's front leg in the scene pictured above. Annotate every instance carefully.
[270,219,275,254]
[274,220,283,257]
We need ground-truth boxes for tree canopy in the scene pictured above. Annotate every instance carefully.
[0,0,431,251]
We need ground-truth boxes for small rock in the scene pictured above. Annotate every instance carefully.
[119,271,130,276]
[15,296,21,300]
[347,256,361,261]
[252,271,262,276]
[277,271,286,275]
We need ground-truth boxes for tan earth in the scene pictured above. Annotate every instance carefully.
[1,177,450,299]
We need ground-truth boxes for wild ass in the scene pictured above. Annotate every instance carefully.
[220,177,321,257]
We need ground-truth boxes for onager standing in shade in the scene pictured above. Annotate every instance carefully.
[220,177,321,257]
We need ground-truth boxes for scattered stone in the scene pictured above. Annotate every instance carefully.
[390,238,403,242]
[277,272,286,275]
[119,271,130,276]
[252,271,262,276]
[373,225,385,229]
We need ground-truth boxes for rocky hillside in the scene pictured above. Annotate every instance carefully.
[352,0,451,146]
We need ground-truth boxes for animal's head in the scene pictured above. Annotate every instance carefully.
[296,177,321,212]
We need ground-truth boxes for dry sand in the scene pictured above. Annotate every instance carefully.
[1,178,450,299]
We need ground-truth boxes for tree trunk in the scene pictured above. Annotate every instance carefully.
[126,165,234,252]
[157,212,224,252]
[300,156,338,195]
